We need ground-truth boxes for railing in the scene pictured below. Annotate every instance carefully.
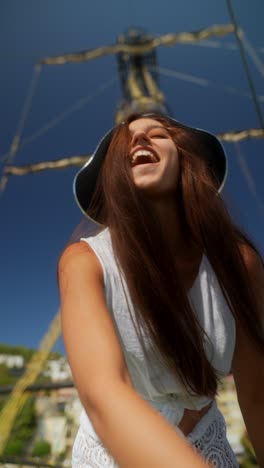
[0,381,74,396]
[0,456,64,467]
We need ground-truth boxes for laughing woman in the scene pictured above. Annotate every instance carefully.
[58,112,264,467]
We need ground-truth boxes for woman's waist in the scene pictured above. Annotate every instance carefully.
[143,393,213,430]
[79,394,214,441]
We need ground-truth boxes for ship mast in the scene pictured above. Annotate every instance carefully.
[115,27,168,122]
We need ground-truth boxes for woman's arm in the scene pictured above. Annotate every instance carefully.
[58,241,207,468]
[232,245,264,467]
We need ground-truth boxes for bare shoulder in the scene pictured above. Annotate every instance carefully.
[58,241,102,278]
[59,241,98,267]
[239,242,264,274]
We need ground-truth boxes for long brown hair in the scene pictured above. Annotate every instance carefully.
[89,112,264,396]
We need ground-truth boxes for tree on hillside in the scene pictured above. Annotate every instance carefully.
[32,440,51,458]
[3,396,36,456]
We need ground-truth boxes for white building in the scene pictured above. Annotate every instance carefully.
[64,389,82,426]
[0,354,24,368]
[43,357,72,382]
[38,414,67,455]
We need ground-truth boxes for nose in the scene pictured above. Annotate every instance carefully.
[131,130,151,148]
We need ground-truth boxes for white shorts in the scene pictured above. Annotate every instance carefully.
[72,401,238,467]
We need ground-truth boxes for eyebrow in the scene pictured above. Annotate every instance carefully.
[129,124,169,134]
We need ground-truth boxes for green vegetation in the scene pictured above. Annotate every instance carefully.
[239,432,258,467]
[32,440,51,457]
[0,362,53,388]
[57,449,66,461]
[0,363,18,386]
[0,343,62,361]
[2,439,24,456]
[3,396,36,456]
[0,343,64,387]
[0,344,34,361]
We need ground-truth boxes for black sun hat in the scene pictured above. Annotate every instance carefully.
[73,114,228,223]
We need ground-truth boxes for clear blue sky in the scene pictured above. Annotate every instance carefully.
[0,0,263,354]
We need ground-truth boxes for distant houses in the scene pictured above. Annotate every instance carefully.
[42,357,72,382]
[35,387,82,458]
[0,349,80,461]
[0,352,72,382]
[0,354,25,368]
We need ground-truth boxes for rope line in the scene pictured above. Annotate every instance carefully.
[182,39,237,50]
[18,76,116,152]
[225,0,264,129]
[151,65,264,101]
[174,38,264,57]
[3,128,264,178]
[234,141,264,219]
[238,30,264,78]
[218,128,264,142]
[0,77,116,169]
[0,66,41,193]
[38,24,235,66]
[14,66,41,143]
[4,155,89,175]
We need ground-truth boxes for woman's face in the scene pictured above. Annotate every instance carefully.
[128,118,180,198]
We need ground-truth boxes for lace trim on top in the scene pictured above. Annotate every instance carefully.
[72,402,238,467]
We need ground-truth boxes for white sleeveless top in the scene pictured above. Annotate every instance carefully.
[79,228,236,441]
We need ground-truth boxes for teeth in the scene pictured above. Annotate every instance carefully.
[131,150,158,163]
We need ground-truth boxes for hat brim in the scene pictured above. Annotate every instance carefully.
[73,128,115,222]
[73,116,228,222]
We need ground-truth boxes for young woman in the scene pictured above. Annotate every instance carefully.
[58,112,264,467]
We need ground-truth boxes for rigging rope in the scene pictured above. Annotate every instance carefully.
[0,77,117,191]
[3,128,264,177]
[155,31,264,78]
[217,128,264,142]
[38,24,235,66]
[176,32,264,78]
[0,66,41,194]
[225,0,264,129]
[233,141,264,219]
[3,155,89,175]
[238,30,264,78]
[151,65,264,101]
[180,39,237,50]
[0,77,116,178]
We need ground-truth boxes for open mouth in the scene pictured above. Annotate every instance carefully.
[131,149,159,168]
